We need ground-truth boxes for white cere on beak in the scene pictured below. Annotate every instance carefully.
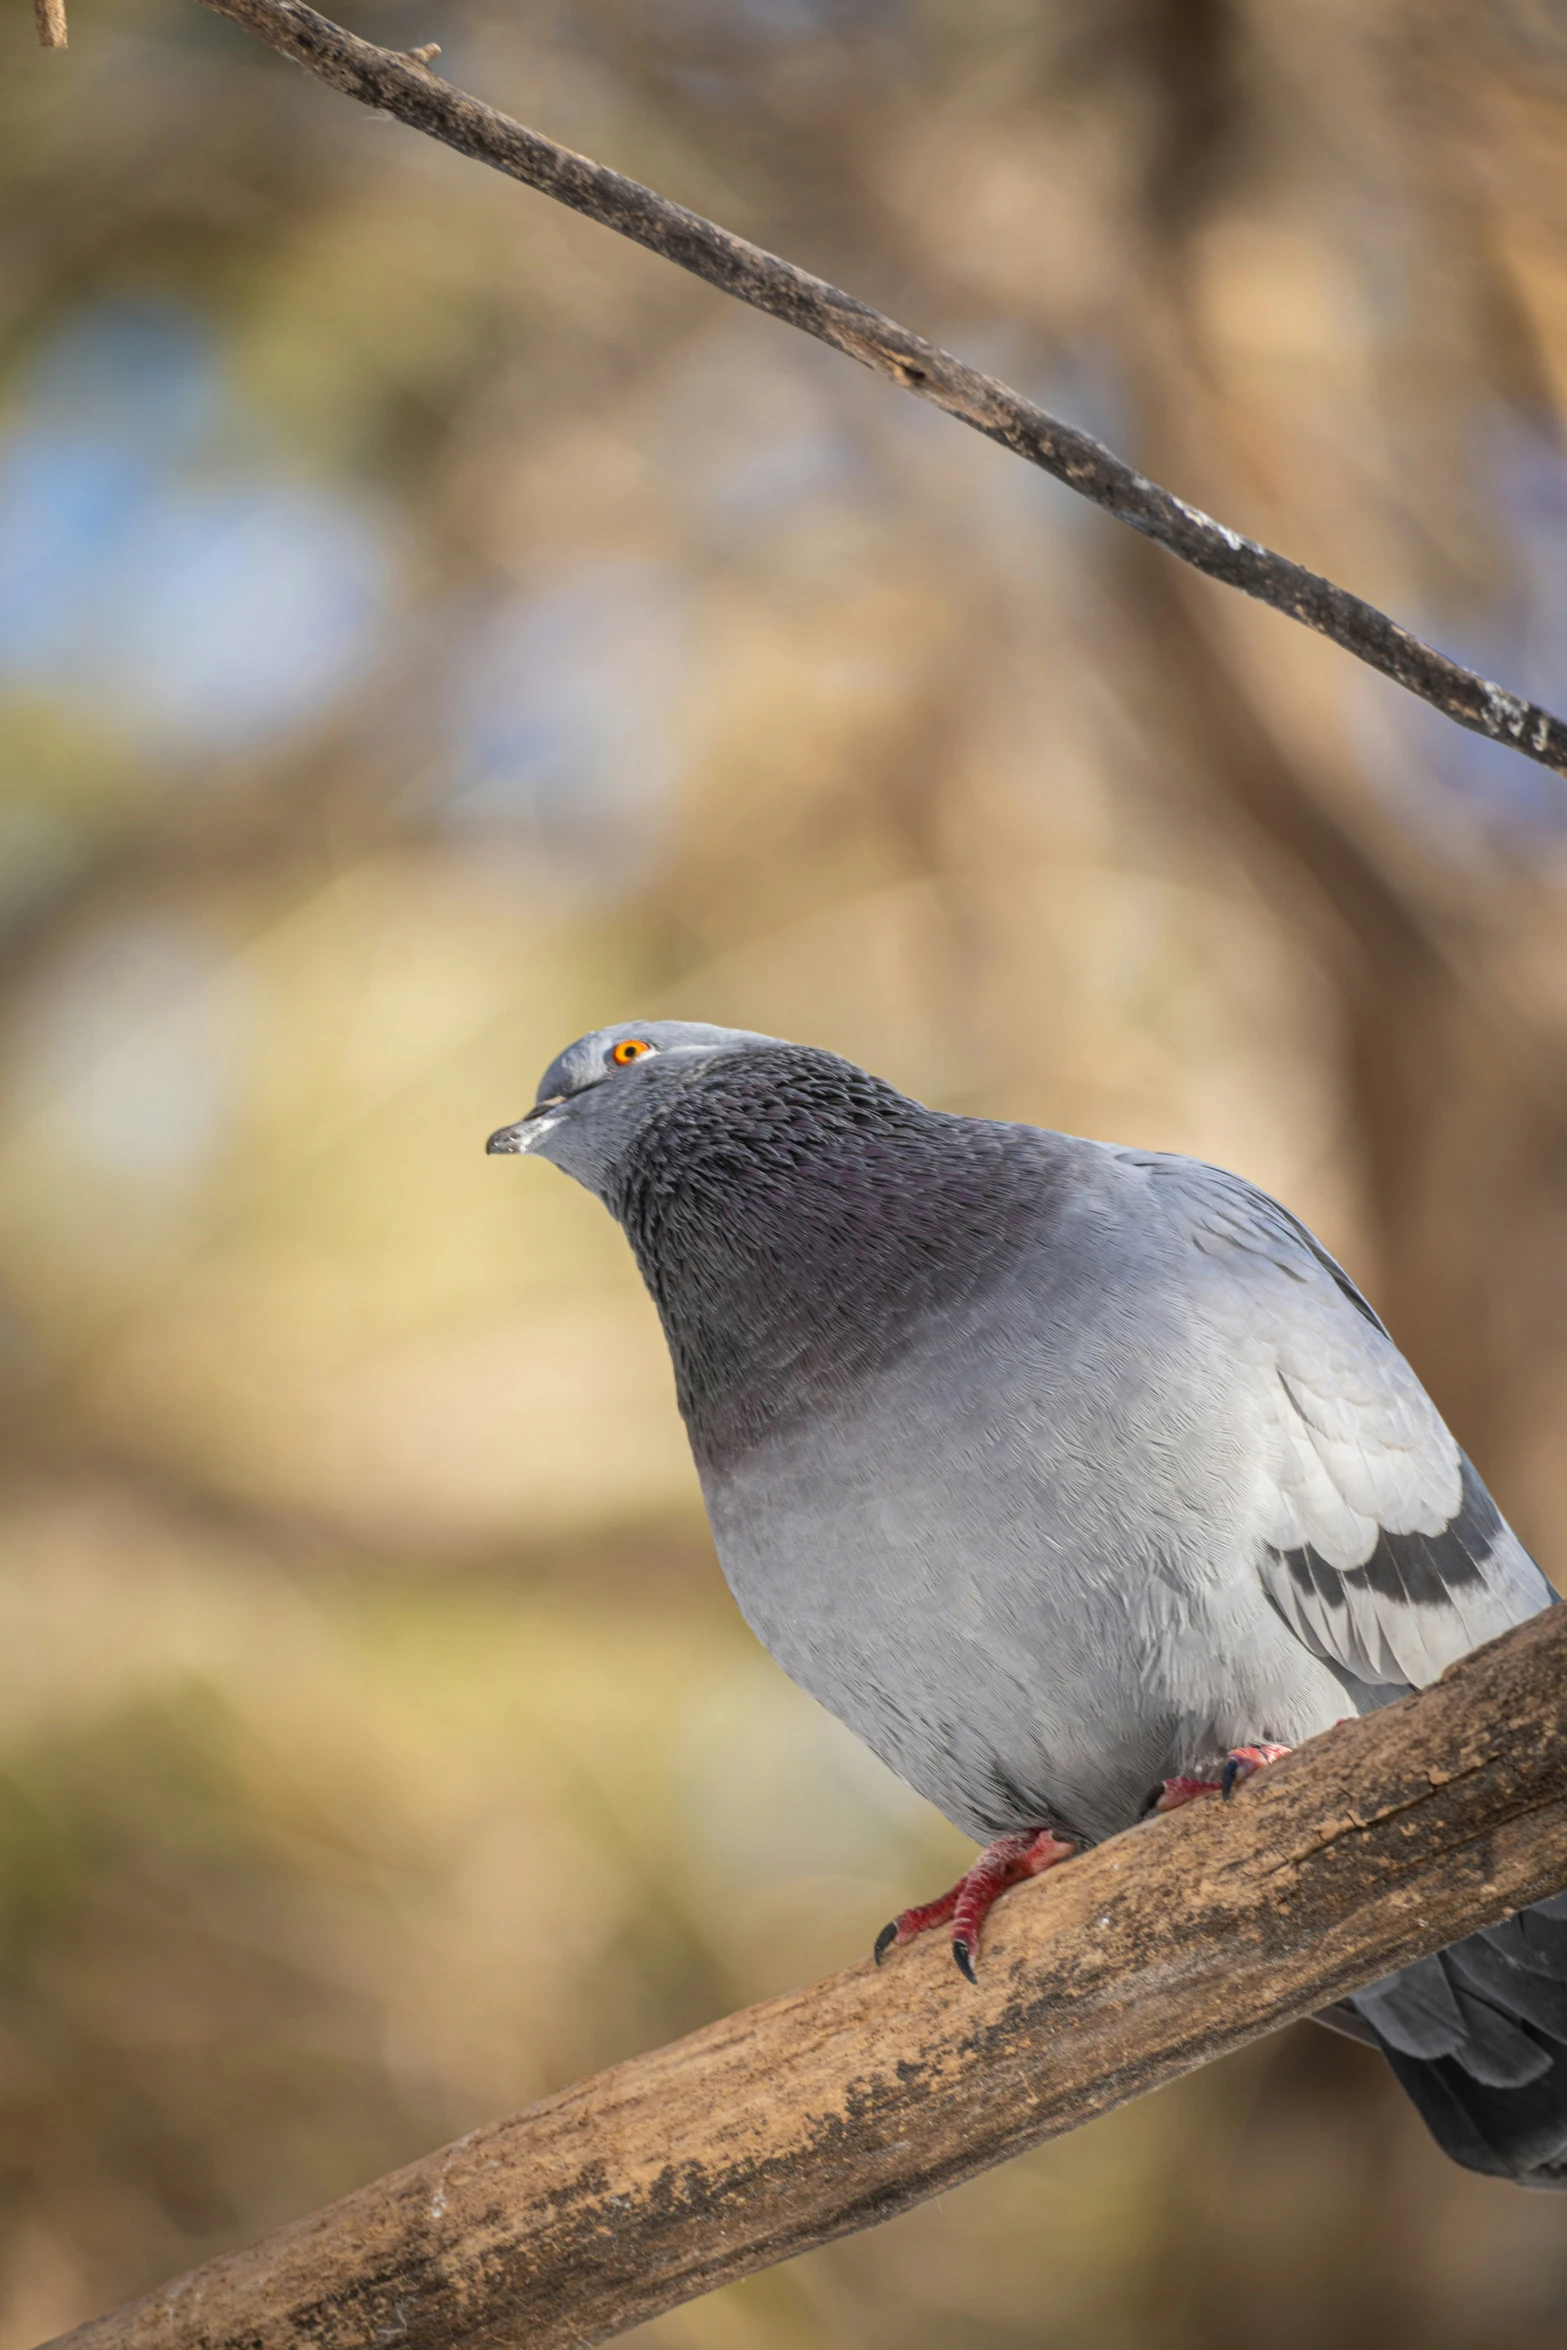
[486,1098,567,1156]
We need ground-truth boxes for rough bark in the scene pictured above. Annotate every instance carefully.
[45,1605,1567,2350]
[187,0,1567,784]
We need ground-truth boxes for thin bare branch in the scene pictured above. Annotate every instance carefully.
[44,1606,1567,2350]
[188,0,1567,784]
[34,0,67,47]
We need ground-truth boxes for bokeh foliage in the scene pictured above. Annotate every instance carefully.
[4,0,1567,2342]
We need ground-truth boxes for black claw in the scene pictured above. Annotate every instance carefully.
[873,1921,898,1965]
[952,1937,977,1985]
[1221,1757,1240,1801]
[1140,1784,1165,1818]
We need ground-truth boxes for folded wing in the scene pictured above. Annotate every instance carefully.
[1132,1153,1554,1689]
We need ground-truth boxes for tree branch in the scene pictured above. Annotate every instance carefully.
[45,1605,1567,2350]
[188,0,1567,785]
[34,0,67,47]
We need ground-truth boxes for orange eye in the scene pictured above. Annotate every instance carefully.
[611,1038,652,1067]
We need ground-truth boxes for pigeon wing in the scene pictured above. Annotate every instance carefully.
[1133,1154,1555,1688]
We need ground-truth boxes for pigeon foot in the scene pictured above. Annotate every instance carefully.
[1148,1775,1221,1813]
[1147,1742,1293,1814]
[1220,1741,1292,1797]
[873,1828,1076,1984]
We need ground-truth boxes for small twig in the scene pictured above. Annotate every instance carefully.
[34,0,67,47]
[189,0,1567,783]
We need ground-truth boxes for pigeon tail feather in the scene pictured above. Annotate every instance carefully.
[1350,1892,1567,2186]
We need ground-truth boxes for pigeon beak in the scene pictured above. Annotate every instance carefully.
[486,1096,567,1155]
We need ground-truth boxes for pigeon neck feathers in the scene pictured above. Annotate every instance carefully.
[606,1044,1065,1464]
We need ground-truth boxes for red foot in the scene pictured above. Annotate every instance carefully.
[1151,1775,1221,1813]
[1149,1743,1293,1814]
[1221,1741,1292,1796]
[873,1828,1076,1984]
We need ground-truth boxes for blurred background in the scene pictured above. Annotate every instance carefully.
[3,0,1567,2342]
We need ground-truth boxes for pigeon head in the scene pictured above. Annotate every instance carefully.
[488,1021,1062,1461]
[485,1019,777,1199]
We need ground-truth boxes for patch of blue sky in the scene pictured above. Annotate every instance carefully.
[0,435,154,670]
[0,299,396,761]
[443,562,689,892]
[16,300,221,452]
[95,485,391,749]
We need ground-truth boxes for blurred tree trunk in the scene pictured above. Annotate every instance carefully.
[1114,0,1567,1561]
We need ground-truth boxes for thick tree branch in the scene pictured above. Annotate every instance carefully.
[189,0,1567,784]
[46,1605,1567,2350]
[34,0,67,48]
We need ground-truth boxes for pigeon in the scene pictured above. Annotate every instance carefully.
[488,1019,1567,2187]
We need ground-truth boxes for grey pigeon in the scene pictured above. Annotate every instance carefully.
[488,1020,1567,2187]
